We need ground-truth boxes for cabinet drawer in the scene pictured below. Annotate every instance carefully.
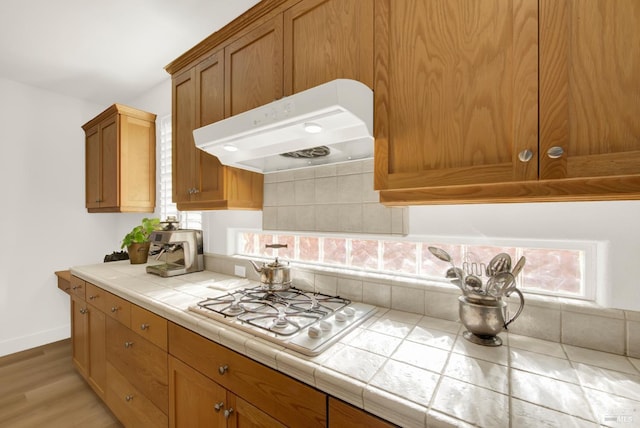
[131,304,168,351]
[70,275,86,299]
[104,292,131,327]
[85,282,107,312]
[106,362,168,428]
[168,322,326,428]
[107,317,168,414]
[56,270,71,294]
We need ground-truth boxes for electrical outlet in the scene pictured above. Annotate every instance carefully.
[234,265,246,277]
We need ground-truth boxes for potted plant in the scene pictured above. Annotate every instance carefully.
[121,217,161,264]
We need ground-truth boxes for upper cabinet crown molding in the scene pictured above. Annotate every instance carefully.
[82,103,156,213]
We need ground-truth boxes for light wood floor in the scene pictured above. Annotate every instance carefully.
[0,339,122,428]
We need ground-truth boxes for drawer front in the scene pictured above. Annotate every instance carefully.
[131,304,168,351]
[104,292,131,327]
[85,282,107,312]
[168,322,326,428]
[70,275,86,299]
[106,362,168,428]
[56,271,71,294]
[107,317,168,414]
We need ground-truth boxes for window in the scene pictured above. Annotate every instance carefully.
[158,115,201,229]
[236,231,594,300]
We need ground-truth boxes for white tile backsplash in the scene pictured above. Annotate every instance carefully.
[206,254,640,358]
[263,159,408,234]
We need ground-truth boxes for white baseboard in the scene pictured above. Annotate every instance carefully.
[0,324,70,357]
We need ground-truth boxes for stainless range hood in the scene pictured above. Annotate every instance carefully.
[193,79,373,174]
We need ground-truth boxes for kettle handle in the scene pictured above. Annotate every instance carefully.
[504,288,525,329]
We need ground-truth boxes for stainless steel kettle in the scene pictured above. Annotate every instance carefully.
[249,257,291,290]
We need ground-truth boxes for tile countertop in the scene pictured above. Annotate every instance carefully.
[70,261,640,428]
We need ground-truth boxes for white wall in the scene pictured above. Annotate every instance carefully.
[0,77,168,357]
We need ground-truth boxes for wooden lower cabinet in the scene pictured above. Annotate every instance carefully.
[168,322,325,428]
[169,355,285,428]
[63,276,397,427]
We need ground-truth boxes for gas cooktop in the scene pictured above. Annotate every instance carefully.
[188,286,376,356]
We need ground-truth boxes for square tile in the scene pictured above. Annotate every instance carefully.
[562,311,625,355]
[563,344,638,374]
[391,341,449,373]
[510,398,597,428]
[337,277,363,301]
[453,336,509,366]
[362,281,391,307]
[627,320,640,358]
[391,285,425,315]
[444,353,509,394]
[573,363,640,402]
[370,360,439,405]
[416,316,461,335]
[583,388,640,428]
[344,329,402,357]
[322,345,387,382]
[510,369,594,419]
[510,348,578,384]
[508,333,566,359]
[367,318,414,339]
[406,325,457,351]
[507,304,561,342]
[432,377,509,427]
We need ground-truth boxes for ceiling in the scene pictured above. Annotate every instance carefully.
[0,0,261,105]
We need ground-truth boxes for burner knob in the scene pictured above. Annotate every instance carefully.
[344,307,356,317]
[335,311,347,322]
[319,321,332,332]
[308,325,322,338]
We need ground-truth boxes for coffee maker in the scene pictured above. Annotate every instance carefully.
[146,229,204,277]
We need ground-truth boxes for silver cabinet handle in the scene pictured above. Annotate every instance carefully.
[218,365,229,375]
[124,341,134,348]
[224,408,234,419]
[88,295,97,300]
[140,323,149,330]
[214,402,224,412]
[111,306,119,313]
[125,395,133,402]
[547,146,564,159]
[79,308,88,315]
[518,149,533,163]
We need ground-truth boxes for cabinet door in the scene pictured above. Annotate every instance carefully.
[194,51,226,204]
[87,303,106,399]
[227,393,286,428]
[71,294,89,378]
[172,68,197,205]
[225,16,284,116]
[100,114,119,208]
[328,398,395,428]
[540,0,640,180]
[168,356,226,428]
[284,0,374,95]
[374,0,538,191]
[85,125,101,210]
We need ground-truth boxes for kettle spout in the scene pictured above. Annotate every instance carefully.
[249,260,263,273]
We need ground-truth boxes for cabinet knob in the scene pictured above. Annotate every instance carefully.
[224,408,234,419]
[111,306,119,313]
[125,394,133,402]
[88,295,97,300]
[547,146,564,159]
[518,149,533,163]
[124,341,134,348]
[218,365,229,375]
[79,308,88,315]
[140,323,149,331]
[214,402,225,412]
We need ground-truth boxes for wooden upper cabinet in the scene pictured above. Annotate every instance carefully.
[374,0,539,192]
[283,0,374,94]
[539,0,640,180]
[82,104,156,213]
[172,50,264,211]
[225,15,284,116]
